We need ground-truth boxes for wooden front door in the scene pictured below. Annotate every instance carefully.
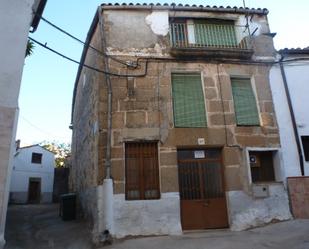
[177,148,228,230]
[28,178,41,203]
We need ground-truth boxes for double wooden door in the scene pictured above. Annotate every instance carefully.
[177,148,228,230]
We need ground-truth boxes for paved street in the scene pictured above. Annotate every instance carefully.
[4,204,92,249]
[4,204,309,249]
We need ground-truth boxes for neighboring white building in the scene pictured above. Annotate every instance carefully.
[10,144,55,204]
[0,1,47,246]
[270,48,309,177]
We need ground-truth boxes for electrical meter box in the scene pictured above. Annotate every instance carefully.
[252,184,269,198]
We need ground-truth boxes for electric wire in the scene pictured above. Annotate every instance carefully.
[19,115,68,140]
[28,37,148,78]
[28,36,309,73]
[33,11,132,67]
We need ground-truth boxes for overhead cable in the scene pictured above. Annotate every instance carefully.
[34,11,132,67]
[28,37,148,78]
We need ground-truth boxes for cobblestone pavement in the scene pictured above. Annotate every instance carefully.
[4,204,309,249]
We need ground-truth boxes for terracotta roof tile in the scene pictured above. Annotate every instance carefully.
[100,2,268,15]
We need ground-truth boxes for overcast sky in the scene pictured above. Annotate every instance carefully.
[16,0,309,146]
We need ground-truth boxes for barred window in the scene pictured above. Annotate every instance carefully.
[125,142,160,200]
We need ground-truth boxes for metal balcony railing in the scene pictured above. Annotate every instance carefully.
[170,22,250,50]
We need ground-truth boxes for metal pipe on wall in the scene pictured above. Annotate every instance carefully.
[98,6,112,179]
[279,58,304,176]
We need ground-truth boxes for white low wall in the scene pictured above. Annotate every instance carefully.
[227,184,292,231]
[113,192,182,238]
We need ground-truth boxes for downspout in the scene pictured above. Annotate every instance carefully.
[98,7,112,179]
[97,6,114,238]
[279,56,305,176]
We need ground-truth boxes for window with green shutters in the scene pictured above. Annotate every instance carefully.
[194,19,237,47]
[231,78,260,126]
[172,73,207,127]
[170,18,243,49]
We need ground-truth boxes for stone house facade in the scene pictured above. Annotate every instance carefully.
[70,3,291,241]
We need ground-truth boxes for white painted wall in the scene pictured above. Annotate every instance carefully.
[270,59,309,176]
[10,145,55,203]
[227,184,292,231]
[0,0,42,247]
[112,192,182,238]
[95,188,182,241]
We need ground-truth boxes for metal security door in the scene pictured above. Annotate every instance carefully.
[177,148,228,230]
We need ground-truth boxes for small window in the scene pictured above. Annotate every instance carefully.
[301,136,309,161]
[249,151,275,183]
[171,73,207,127]
[231,78,260,126]
[125,142,160,200]
[31,153,42,164]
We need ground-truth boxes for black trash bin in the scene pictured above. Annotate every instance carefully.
[59,193,76,221]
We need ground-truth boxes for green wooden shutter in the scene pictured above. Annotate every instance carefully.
[172,73,207,127]
[231,78,260,126]
[194,19,237,47]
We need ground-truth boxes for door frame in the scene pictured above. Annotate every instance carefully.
[176,146,229,229]
[28,177,41,204]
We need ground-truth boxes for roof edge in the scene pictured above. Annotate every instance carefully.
[18,144,56,154]
[279,48,309,55]
[71,10,99,124]
[101,3,268,15]
[31,0,48,32]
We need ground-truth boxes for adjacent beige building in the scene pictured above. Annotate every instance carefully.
[70,3,291,242]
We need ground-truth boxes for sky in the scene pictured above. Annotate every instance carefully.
[16,0,309,146]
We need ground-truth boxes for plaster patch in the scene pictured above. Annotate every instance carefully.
[227,184,292,231]
[113,192,182,238]
[145,11,169,36]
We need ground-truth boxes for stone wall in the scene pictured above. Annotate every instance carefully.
[53,167,69,202]
[71,27,105,225]
[98,61,280,195]
[287,177,309,218]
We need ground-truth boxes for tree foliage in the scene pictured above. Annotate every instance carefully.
[25,40,34,57]
[40,141,71,167]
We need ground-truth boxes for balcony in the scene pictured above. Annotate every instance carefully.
[169,21,253,59]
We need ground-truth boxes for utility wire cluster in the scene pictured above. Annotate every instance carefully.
[29,12,309,78]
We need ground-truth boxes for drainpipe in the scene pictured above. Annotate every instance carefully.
[98,7,112,179]
[279,56,305,176]
[97,6,114,238]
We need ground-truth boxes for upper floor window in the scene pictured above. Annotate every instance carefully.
[170,18,249,49]
[31,153,42,164]
[171,73,207,127]
[231,78,260,126]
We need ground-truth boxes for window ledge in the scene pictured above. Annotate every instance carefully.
[252,181,284,185]
[170,47,254,60]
